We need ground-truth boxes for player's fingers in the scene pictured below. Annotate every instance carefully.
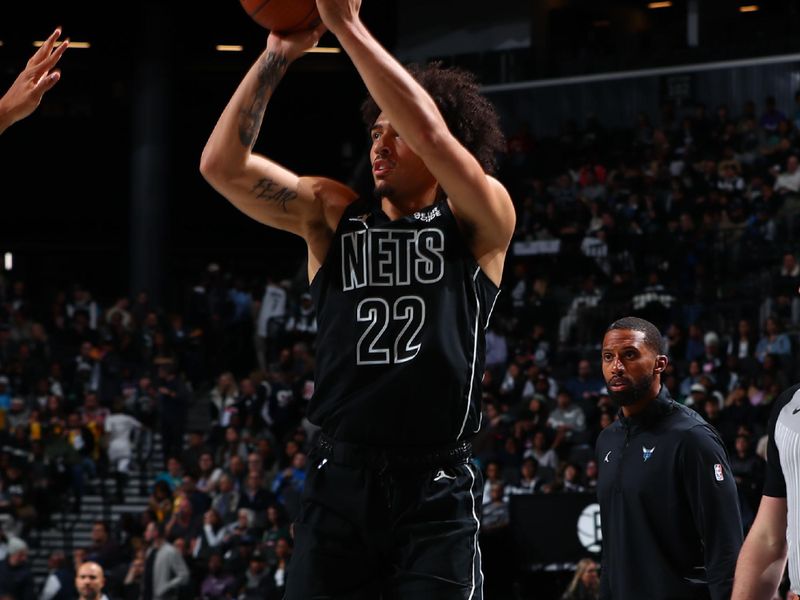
[34,70,61,95]
[38,39,69,73]
[30,28,61,65]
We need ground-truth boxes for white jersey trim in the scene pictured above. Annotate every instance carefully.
[465,463,484,600]
[457,267,481,440]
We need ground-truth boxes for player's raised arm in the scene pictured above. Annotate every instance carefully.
[200,26,356,240]
[0,28,69,134]
[316,0,515,284]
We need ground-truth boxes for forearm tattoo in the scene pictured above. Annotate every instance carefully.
[238,51,288,148]
[251,178,298,211]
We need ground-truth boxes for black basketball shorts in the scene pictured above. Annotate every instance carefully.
[284,435,484,600]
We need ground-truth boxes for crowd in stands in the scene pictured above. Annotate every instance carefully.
[1,91,800,599]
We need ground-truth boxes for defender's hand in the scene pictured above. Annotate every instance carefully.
[0,28,68,126]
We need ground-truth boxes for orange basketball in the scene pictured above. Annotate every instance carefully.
[240,0,321,33]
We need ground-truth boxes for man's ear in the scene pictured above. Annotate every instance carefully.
[654,354,668,374]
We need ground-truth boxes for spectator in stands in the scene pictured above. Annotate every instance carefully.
[267,538,291,599]
[482,461,505,506]
[164,495,200,549]
[180,431,211,478]
[481,483,509,532]
[523,429,558,473]
[148,481,173,524]
[561,558,600,600]
[75,561,106,600]
[0,536,34,600]
[238,471,275,518]
[560,463,587,493]
[199,551,236,600]
[547,391,587,451]
[192,509,225,560]
[210,474,239,524]
[774,154,800,194]
[196,452,223,496]
[222,508,257,549]
[755,316,792,363]
[730,432,765,530]
[156,362,189,466]
[121,552,145,600]
[270,453,306,519]
[762,253,800,327]
[105,399,142,501]
[504,458,544,498]
[154,457,183,492]
[142,521,189,600]
[85,521,121,570]
[237,547,275,600]
[564,359,605,405]
[216,427,248,471]
[39,550,76,600]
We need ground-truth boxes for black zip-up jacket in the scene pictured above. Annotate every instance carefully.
[595,387,742,600]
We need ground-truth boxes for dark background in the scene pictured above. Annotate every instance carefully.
[3,0,800,308]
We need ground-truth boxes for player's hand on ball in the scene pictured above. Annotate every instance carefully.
[267,24,327,63]
[316,0,363,34]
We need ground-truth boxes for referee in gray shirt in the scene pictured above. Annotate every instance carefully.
[733,382,800,598]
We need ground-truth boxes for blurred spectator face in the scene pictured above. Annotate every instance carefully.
[578,360,591,379]
[73,548,86,567]
[247,453,263,474]
[767,318,781,335]
[84,393,98,411]
[218,372,234,392]
[240,378,255,396]
[237,509,252,529]
[219,476,233,493]
[75,562,105,600]
[787,156,799,174]
[704,399,719,420]
[91,523,108,545]
[556,392,571,410]
[267,506,279,525]
[144,523,158,543]
[688,361,701,377]
[489,483,504,503]
[486,463,499,481]
[564,465,578,482]
[173,538,186,555]
[533,431,547,450]
[580,561,600,589]
[167,458,182,477]
[8,546,27,566]
[275,538,291,560]
[67,413,81,429]
[735,435,750,455]
[47,551,65,570]
[285,440,299,459]
[199,453,214,472]
[225,427,239,444]
[738,320,750,337]
[250,555,267,574]
[204,510,220,527]
[246,472,261,491]
[521,460,536,481]
[585,460,598,480]
[600,412,614,429]
[208,553,223,574]
[230,456,245,476]
[292,453,307,470]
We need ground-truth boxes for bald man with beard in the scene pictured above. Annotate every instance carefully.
[76,562,107,600]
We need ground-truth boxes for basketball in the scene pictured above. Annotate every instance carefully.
[240,0,321,33]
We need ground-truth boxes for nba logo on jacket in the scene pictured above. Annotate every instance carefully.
[714,463,724,481]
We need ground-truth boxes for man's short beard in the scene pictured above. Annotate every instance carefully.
[608,373,654,407]
[373,182,395,201]
[82,590,99,600]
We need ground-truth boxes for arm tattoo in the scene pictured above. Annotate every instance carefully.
[251,178,298,211]
[238,51,289,148]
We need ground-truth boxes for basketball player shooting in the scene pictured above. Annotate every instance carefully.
[200,0,515,596]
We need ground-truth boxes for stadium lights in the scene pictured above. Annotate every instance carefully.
[648,1,672,8]
[216,45,243,52]
[305,47,341,54]
[33,40,90,49]
[739,5,759,12]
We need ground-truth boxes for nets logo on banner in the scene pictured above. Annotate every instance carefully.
[577,503,602,554]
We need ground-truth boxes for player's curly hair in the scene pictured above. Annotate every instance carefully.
[360,62,506,175]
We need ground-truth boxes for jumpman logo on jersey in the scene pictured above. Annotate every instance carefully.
[348,213,370,229]
[604,451,612,463]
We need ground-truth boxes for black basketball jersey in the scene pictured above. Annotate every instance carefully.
[309,198,500,447]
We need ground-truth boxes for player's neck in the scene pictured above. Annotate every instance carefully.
[380,188,438,220]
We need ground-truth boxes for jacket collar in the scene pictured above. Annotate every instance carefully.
[618,385,675,431]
